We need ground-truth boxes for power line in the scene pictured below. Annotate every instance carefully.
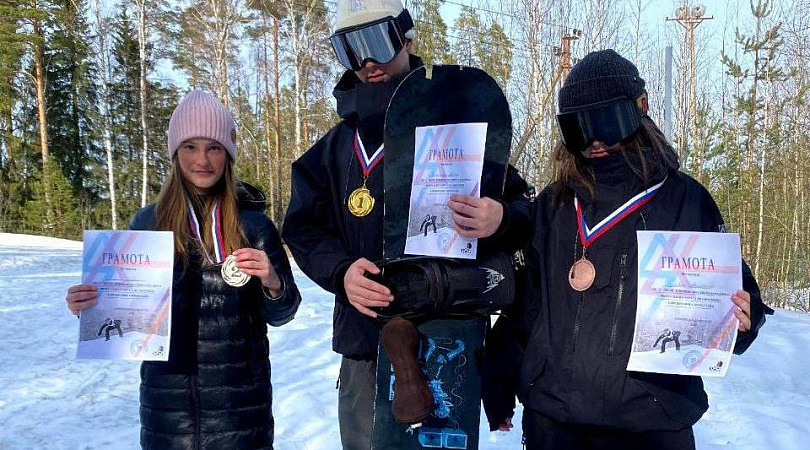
[318,0,580,51]
[413,18,559,59]
[437,0,579,31]
[251,0,570,63]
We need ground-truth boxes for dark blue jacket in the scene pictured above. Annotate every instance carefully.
[130,182,301,449]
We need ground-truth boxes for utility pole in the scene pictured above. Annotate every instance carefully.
[553,29,582,85]
[664,46,673,142]
[667,2,712,178]
[511,28,581,169]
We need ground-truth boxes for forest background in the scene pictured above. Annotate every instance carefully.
[1,0,807,310]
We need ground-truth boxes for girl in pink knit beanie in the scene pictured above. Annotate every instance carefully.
[65,89,301,449]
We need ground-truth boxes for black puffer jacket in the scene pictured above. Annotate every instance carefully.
[129,182,301,450]
[483,163,767,433]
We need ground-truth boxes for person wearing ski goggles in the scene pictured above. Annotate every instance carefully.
[285,2,532,449]
[483,49,767,450]
[556,93,647,157]
[330,6,415,75]
[286,2,423,449]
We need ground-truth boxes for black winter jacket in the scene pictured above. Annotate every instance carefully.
[283,56,532,359]
[483,166,767,433]
[129,183,301,450]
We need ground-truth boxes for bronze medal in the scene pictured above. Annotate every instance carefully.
[348,185,375,217]
[569,257,596,292]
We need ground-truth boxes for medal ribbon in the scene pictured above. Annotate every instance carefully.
[188,197,226,264]
[575,177,667,249]
[353,130,384,177]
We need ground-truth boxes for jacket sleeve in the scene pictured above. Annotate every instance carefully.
[696,179,767,354]
[734,259,766,354]
[481,165,533,253]
[127,205,157,231]
[257,214,302,327]
[482,313,521,430]
[282,153,353,300]
[482,189,550,431]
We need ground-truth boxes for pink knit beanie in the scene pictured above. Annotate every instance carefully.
[167,90,237,161]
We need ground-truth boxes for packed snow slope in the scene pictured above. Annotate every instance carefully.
[0,233,806,449]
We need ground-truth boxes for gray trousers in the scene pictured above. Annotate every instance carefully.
[338,357,377,450]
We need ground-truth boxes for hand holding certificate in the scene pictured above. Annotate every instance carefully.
[403,123,487,259]
[76,230,173,361]
[627,231,742,377]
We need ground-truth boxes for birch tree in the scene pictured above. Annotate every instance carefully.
[92,0,118,229]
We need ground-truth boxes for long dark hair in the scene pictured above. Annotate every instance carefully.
[551,116,680,208]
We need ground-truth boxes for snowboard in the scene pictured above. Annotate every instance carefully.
[372,318,487,449]
[371,65,512,450]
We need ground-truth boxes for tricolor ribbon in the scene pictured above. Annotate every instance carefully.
[353,130,384,177]
[188,197,225,264]
[575,177,667,249]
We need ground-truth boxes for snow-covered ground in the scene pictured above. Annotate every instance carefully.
[0,232,807,449]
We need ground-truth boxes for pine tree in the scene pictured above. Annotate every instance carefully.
[450,6,483,67]
[409,0,450,65]
[720,0,785,277]
[480,22,512,89]
[45,0,100,197]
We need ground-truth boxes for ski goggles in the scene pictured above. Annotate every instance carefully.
[556,98,643,153]
[330,9,414,71]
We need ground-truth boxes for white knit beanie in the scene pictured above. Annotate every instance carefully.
[335,0,415,39]
[167,90,237,161]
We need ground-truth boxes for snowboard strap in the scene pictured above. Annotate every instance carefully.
[373,252,518,320]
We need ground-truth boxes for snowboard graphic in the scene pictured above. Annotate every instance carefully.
[372,318,486,449]
[371,65,512,450]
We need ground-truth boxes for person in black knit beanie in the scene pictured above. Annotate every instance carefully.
[482,49,769,450]
[559,49,646,111]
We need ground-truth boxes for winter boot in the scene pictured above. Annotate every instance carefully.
[380,317,435,423]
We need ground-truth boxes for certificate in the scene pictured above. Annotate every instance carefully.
[626,231,742,377]
[403,122,487,259]
[77,230,173,361]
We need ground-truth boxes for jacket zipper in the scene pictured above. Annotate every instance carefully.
[608,252,628,356]
[572,293,585,352]
[191,374,201,449]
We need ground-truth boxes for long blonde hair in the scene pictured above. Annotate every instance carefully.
[551,117,680,208]
[155,157,246,263]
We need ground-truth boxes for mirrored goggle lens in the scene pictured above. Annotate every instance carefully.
[331,21,402,70]
[331,35,357,70]
[557,100,642,152]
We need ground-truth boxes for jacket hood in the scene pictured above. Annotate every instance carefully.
[237,181,267,211]
[333,54,425,124]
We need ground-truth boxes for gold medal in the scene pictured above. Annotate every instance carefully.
[349,130,383,218]
[569,257,596,292]
[348,183,375,217]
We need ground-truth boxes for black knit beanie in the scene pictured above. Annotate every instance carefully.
[558,49,645,112]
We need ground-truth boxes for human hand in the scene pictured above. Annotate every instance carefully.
[448,194,504,239]
[233,248,281,295]
[343,258,393,318]
[66,284,98,316]
[732,290,752,332]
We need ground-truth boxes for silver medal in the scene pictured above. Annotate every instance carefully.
[221,254,251,287]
